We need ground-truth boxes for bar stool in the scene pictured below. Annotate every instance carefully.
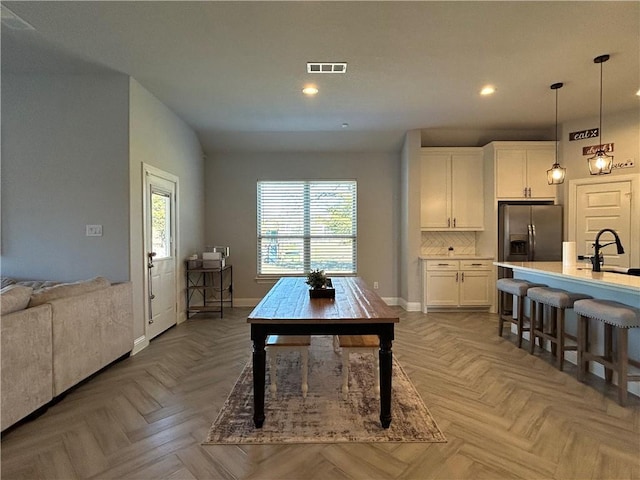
[266,335,311,398]
[527,287,592,370]
[496,278,545,348]
[333,335,379,400]
[574,299,640,406]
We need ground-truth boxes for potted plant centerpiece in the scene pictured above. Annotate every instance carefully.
[305,269,335,298]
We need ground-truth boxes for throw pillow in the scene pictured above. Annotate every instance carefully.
[29,276,111,307]
[1,277,16,289]
[1,285,34,315]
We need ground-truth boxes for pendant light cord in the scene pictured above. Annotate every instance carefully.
[555,87,559,161]
[599,60,603,147]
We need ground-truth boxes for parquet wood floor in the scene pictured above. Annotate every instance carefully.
[1,308,638,479]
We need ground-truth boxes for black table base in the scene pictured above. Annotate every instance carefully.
[251,323,395,429]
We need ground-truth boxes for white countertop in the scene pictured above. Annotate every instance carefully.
[421,255,494,260]
[494,261,640,294]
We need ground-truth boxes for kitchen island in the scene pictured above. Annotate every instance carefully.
[494,261,640,397]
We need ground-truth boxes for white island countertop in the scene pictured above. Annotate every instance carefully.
[421,255,494,261]
[494,261,640,295]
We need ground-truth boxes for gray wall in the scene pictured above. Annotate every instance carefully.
[558,108,639,197]
[1,73,130,282]
[204,151,399,303]
[399,130,423,308]
[129,79,206,341]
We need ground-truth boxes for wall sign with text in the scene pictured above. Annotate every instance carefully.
[580,143,634,170]
[569,128,598,141]
[582,143,614,155]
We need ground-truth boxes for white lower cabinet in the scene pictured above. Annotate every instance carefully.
[423,260,493,312]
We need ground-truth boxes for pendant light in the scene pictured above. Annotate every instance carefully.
[588,54,613,175]
[547,82,566,184]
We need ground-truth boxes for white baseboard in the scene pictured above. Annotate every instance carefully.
[381,296,399,306]
[233,298,262,308]
[396,298,422,311]
[131,335,149,355]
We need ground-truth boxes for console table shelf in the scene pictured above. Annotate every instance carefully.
[185,263,233,318]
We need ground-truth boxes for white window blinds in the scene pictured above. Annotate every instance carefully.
[257,180,357,275]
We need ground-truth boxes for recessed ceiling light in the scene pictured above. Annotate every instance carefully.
[636,88,640,97]
[480,85,496,96]
[341,123,349,128]
[302,86,319,96]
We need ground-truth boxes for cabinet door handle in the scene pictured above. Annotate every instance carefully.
[447,218,451,228]
[461,272,465,282]
[528,187,532,197]
[523,187,527,197]
[471,263,483,266]
[453,218,456,227]
[456,272,459,282]
[437,263,450,266]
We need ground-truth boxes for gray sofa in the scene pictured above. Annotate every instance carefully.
[1,277,133,431]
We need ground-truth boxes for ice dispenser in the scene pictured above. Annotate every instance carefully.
[509,234,528,259]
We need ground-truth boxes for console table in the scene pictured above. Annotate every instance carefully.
[185,263,233,318]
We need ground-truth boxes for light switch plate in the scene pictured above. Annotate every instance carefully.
[86,224,103,237]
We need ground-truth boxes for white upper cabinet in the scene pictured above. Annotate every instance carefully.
[491,142,557,199]
[421,148,484,231]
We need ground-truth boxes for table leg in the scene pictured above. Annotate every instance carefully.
[379,334,393,428]
[251,329,267,428]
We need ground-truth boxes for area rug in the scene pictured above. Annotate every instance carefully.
[204,336,446,444]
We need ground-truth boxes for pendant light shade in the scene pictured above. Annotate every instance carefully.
[547,82,566,185]
[588,54,613,175]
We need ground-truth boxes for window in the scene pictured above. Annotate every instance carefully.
[257,180,357,276]
[151,190,172,259]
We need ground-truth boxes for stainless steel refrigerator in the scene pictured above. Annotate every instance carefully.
[498,203,563,309]
[499,204,563,263]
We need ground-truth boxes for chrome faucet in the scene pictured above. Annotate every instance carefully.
[591,228,625,272]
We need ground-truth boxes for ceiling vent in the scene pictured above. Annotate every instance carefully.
[1,5,35,30]
[307,62,347,74]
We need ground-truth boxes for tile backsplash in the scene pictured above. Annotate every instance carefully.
[421,231,476,256]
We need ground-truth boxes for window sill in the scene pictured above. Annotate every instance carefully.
[255,273,357,284]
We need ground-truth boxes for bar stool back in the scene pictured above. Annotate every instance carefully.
[574,299,640,406]
[496,278,545,348]
[527,287,592,370]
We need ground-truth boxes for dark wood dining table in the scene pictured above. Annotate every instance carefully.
[247,276,400,428]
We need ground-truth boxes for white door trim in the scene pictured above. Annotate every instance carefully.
[142,163,180,339]
[567,173,640,266]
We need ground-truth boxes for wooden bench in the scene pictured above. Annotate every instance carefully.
[334,335,379,400]
[265,335,311,398]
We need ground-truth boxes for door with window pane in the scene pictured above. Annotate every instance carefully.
[145,169,177,340]
[257,181,357,276]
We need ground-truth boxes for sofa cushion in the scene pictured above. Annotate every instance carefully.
[1,285,34,315]
[29,276,111,307]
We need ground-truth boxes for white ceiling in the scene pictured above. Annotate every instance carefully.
[2,1,638,154]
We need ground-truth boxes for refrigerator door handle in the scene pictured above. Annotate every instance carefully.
[527,224,533,261]
[530,224,536,260]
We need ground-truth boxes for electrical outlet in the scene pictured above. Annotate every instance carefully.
[86,224,103,237]
[373,281,379,289]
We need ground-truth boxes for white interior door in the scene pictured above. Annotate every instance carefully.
[574,181,631,267]
[145,169,177,340]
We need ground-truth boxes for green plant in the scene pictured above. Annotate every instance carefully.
[305,269,327,289]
